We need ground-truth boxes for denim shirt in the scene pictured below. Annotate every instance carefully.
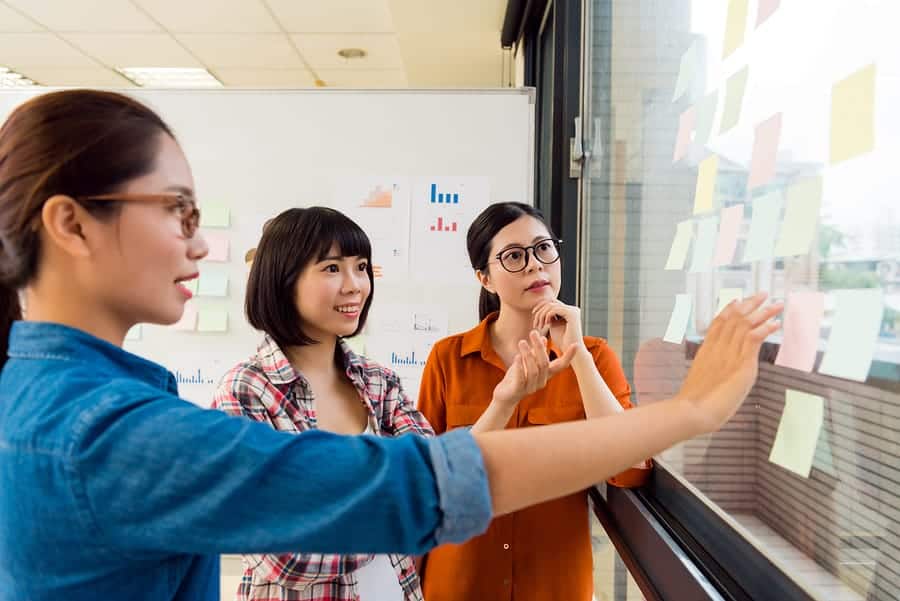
[0,322,491,600]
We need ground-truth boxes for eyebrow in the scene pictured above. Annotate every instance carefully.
[165,185,195,197]
[319,255,366,262]
[497,236,552,253]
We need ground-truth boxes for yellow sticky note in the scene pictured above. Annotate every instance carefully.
[769,389,824,478]
[720,66,749,134]
[198,272,228,297]
[199,204,231,228]
[664,220,694,270]
[663,294,693,344]
[197,309,228,333]
[715,288,744,316]
[693,155,719,215]
[723,0,749,58]
[344,334,367,356]
[830,64,876,165]
[818,289,884,382]
[774,177,822,257]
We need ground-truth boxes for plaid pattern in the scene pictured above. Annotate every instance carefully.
[212,335,433,601]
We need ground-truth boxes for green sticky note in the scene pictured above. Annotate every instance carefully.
[741,192,783,262]
[716,288,744,316]
[198,272,228,297]
[344,334,367,356]
[184,278,199,295]
[199,204,231,228]
[689,216,719,273]
[664,220,694,270]
[693,155,719,215]
[769,389,824,478]
[673,41,698,102]
[818,289,884,382]
[694,91,719,149]
[663,294,693,344]
[197,309,228,333]
[774,177,822,257]
[720,66,749,134]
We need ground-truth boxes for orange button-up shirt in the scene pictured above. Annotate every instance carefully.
[416,313,650,601]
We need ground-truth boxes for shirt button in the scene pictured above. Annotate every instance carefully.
[503,543,510,550]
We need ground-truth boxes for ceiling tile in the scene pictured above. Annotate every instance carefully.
[267,0,393,33]
[20,66,134,87]
[213,68,316,87]
[178,33,304,68]
[135,0,280,33]
[316,69,408,88]
[0,33,97,68]
[388,0,505,32]
[6,0,160,32]
[65,33,202,68]
[292,33,402,70]
[0,3,43,32]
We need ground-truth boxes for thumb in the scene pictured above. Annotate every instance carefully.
[548,343,579,375]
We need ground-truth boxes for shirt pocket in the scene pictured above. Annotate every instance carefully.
[446,404,487,429]
[525,405,586,425]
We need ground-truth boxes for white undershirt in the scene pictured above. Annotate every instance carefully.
[355,423,405,600]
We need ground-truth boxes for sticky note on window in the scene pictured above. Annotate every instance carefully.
[830,64,876,165]
[344,334,367,356]
[125,324,142,341]
[742,192,783,262]
[774,177,822,257]
[720,66,749,134]
[723,0,749,58]
[748,113,782,191]
[694,91,719,149]
[769,389,824,478]
[672,42,698,102]
[199,204,231,228]
[664,220,694,270]
[198,272,228,297]
[173,304,198,331]
[714,204,743,266]
[757,0,780,27]
[673,107,696,162]
[197,309,228,333]
[183,278,199,296]
[775,291,825,373]
[203,231,230,262]
[689,216,719,273]
[663,294,693,344]
[715,288,744,317]
[818,289,884,382]
[693,155,719,215]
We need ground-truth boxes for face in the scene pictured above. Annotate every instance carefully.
[88,133,208,326]
[293,243,371,340]
[478,215,561,313]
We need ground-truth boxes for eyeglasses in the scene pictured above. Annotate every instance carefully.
[490,238,563,273]
[76,193,201,239]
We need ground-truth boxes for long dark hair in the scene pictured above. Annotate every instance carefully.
[466,202,556,320]
[0,90,175,366]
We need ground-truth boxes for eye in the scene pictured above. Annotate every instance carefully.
[324,264,339,273]
[358,262,369,272]
[505,250,523,261]
[537,241,553,251]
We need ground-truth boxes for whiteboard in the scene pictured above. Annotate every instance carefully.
[0,89,535,405]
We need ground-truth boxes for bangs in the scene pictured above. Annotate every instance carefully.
[312,210,372,262]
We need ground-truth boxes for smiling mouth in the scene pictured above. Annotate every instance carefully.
[336,305,361,315]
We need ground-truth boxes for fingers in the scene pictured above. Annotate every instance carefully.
[529,331,550,389]
[548,343,579,375]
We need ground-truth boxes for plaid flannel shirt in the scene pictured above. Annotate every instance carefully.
[212,335,434,601]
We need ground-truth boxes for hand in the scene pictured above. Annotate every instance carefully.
[491,331,579,409]
[532,300,587,353]
[676,292,783,434]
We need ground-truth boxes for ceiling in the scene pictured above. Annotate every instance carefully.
[0,0,509,88]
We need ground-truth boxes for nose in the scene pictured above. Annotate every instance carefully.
[525,248,543,273]
[189,231,209,261]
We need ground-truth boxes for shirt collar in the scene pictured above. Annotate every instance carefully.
[256,334,368,390]
[460,311,562,371]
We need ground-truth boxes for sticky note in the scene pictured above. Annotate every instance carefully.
[664,220,694,270]
[672,42,698,102]
[774,177,823,257]
[689,216,719,273]
[716,288,744,316]
[830,64,876,165]
[673,107,696,162]
[748,113,782,190]
[818,289,884,382]
[693,155,719,215]
[723,0,749,58]
[197,309,228,333]
[757,0,780,27]
[183,278,199,296]
[173,304,198,332]
[742,192,782,262]
[775,291,825,372]
[199,204,231,228]
[714,204,743,266]
[203,231,230,262]
[769,389,824,478]
[663,294,693,344]
[198,272,229,297]
[694,91,719,149]
[344,334,367,355]
[125,324,142,341]
[720,66,749,134]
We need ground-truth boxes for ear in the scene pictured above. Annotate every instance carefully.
[39,195,95,259]
[475,268,496,295]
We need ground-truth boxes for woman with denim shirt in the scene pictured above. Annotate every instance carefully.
[0,90,782,600]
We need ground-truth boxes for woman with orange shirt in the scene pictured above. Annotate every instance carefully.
[417,202,650,601]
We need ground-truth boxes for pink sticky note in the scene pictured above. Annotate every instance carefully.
[204,231,230,262]
[775,291,825,372]
[714,204,744,266]
[756,0,780,27]
[673,107,696,162]
[748,113,782,191]
[173,304,198,331]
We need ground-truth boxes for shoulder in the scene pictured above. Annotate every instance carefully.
[429,332,467,362]
[212,359,273,411]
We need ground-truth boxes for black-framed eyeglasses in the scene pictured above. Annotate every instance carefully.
[76,193,201,239]
[490,238,563,273]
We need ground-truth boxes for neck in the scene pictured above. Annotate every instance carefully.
[490,307,536,358]
[284,333,341,378]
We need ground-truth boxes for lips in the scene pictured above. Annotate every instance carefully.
[526,280,550,291]
[174,273,198,299]
[335,304,361,316]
